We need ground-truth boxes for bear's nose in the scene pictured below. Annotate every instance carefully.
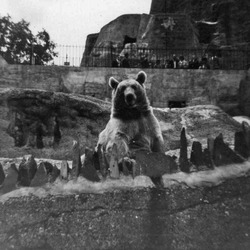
[125,93,136,106]
[126,93,134,103]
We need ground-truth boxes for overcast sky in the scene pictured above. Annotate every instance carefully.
[1,0,152,46]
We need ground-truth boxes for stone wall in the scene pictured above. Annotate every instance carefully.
[0,63,245,114]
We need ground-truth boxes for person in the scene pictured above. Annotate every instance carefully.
[199,54,210,69]
[188,54,200,69]
[121,53,130,68]
[167,54,179,69]
[112,56,120,67]
[140,54,150,68]
[178,55,188,69]
[153,59,161,68]
[210,55,220,69]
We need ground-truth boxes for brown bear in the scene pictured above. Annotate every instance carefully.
[97,71,164,169]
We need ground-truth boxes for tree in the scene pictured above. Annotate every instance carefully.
[0,14,57,65]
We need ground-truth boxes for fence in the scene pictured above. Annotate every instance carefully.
[51,44,85,67]
[81,46,250,70]
[1,44,250,70]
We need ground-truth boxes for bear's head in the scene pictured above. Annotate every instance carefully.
[109,71,151,120]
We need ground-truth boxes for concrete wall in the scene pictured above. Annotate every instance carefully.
[0,64,246,113]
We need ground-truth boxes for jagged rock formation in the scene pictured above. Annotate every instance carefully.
[81,13,198,66]
[82,0,250,66]
[0,88,242,160]
[1,123,248,195]
[150,0,250,48]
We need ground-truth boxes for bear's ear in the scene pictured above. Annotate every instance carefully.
[136,71,147,85]
[109,77,119,89]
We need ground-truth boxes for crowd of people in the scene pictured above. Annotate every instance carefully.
[112,52,221,70]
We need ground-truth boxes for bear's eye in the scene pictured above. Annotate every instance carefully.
[131,85,137,90]
[120,86,126,92]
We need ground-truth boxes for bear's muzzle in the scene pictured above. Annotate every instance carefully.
[125,93,136,106]
[124,87,137,106]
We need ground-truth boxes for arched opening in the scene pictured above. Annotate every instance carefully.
[123,35,137,47]
[168,101,187,108]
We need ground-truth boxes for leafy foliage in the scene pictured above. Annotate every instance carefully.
[0,15,57,65]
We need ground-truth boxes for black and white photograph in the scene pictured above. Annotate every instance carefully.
[0,0,250,249]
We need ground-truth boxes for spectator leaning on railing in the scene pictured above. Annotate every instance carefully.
[167,54,179,69]
[209,55,220,69]
[188,54,200,69]
[178,56,189,69]
[120,53,130,68]
[199,53,210,69]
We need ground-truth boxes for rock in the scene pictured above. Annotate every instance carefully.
[213,134,245,166]
[122,157,131,176]
[0,89,243,161]
[60,161,70,180]
[202,148,214,169]
[179,128,190,173]
[135,151,178,177]
[80,148,100,182]
[71,140,81,179]
[0,88,110,160]
[190,141,204,167]
[242,121,250,156]
[207,137,215,159]
[234,121,250,159]
[80,33,99,66]
[17,155,37,187]
[43,162,54,175]
[48,165,60,183]
[234,131,248,159]
[30,162,48,187]
[82,13,198,66]
[150,0,250,47]
[0,163,18,194]
[93,150,100,170]
[97,145,108,177]
[0,163,5,186]
[109,144,120,179]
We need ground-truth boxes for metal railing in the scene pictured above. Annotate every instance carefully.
[80,46,250,70]
[52,45,85,67]
[2,44,250,70]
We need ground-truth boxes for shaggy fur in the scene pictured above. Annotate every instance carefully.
[97,71,164,162]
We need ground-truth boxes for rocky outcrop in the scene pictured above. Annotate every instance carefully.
[81,13,198,67]
[82,0,249,67]
[0,119,248,201]
[0,88,110,159]
[0,88,242,161]
[150,0,250,48]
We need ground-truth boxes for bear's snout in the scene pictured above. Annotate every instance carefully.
[124,88,136,106]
